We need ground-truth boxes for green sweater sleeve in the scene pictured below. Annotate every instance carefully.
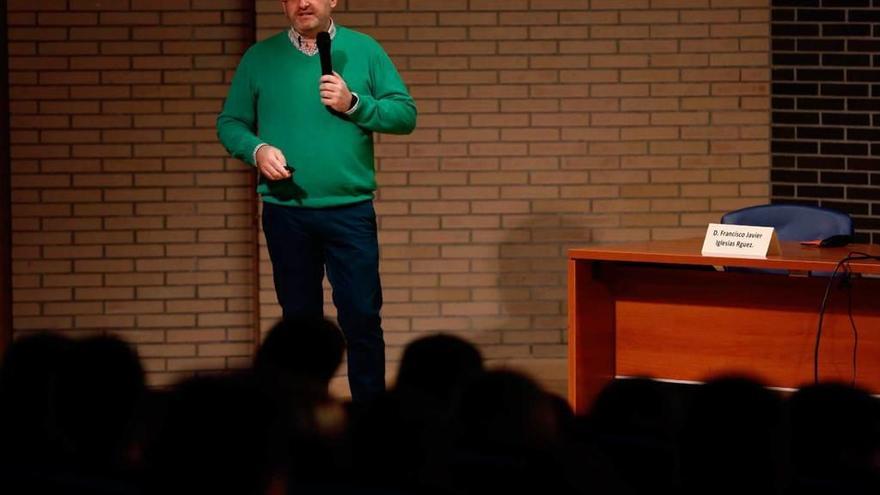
[216,51,263,166]
[348,47,417,135]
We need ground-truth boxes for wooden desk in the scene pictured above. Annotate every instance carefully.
[567,239,880,414]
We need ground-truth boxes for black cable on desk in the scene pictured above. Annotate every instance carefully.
[845,272,858,387]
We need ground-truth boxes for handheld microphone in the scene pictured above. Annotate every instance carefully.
[316,31,332,76]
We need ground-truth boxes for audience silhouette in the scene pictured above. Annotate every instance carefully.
[788,383,880,494]
[0,326,877,495]
[586,377,681,494]
[680,376,788,495]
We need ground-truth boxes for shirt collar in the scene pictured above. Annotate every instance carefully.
[288,19,336,56]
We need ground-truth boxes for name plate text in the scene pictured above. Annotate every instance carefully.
[701,223,780,258]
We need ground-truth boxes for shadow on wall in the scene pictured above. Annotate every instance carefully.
[325,212,602,399]
[484,212,599,398]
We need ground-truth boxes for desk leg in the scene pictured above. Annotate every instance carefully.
[568,259,615,415]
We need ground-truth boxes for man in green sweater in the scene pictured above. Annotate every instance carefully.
[217,0,416,402]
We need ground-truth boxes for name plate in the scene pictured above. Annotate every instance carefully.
[701,223,781,258]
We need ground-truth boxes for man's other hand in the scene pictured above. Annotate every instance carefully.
[256,145,291,180]
[319,71,353,113]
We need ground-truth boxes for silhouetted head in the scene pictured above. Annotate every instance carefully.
[145,373,277,495]
[254,317,345,387]
[586,378,681,494]
[451,370,569,494]
[395,333,483,406]
[55,335,146,470]
[457,369,560,455]
[680,376,787,495]
[590,377,679,438]
[0,332,73,464]
[789,382,880,491]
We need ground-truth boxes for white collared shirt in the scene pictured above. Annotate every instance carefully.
[288,19,337,56]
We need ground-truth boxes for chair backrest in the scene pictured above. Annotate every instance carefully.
[721,204,853,242]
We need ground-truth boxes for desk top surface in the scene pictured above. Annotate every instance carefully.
[569,238,880,274]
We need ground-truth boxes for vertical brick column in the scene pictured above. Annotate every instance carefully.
[7,0,257,386]
[253,0,771,396]
[1,2,11,354]
[771,0,880,243]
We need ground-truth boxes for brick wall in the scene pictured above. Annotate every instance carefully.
[254,0,771,396]
[771,0,880,244]
[6,0,773,395]
[1,1,11,354]
[7,0,257,386]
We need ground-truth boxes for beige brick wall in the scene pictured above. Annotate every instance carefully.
[7,0,258,386]
[254,0,771,396]
[7,0,770,395]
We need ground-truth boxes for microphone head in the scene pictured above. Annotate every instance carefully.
[316,31,333,76]
[316,31,331,50]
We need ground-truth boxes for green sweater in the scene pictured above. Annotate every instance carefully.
[216,27,416,208]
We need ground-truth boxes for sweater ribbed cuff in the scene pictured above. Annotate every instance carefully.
[252,143,268,166]
[344,92,360,115]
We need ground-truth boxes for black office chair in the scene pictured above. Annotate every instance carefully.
[721,204,853,243]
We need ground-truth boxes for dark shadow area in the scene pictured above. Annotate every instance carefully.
[0,328,877,495]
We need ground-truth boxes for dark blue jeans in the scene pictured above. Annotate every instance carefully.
[261,200,384,402]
